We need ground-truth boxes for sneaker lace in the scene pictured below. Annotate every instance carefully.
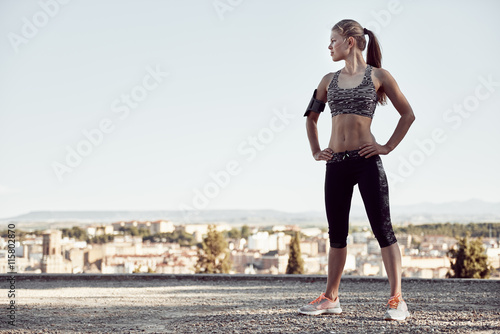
[386,293,401,309]
[309,294,327,305]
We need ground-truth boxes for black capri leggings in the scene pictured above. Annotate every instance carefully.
[325,149,397,249]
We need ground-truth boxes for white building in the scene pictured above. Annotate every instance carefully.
[86,225,114,237]
[248,232,272,253]
[248,232,287,253]
[300,228,322,238]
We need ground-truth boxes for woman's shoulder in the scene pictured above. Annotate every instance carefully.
[371,66,404,95]
[371,66,392,81]
[318,72,335,88]
[322,72,337,87]
[322,71,336,80]
[315,72,336,101]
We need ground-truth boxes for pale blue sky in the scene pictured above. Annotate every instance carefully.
[0,0,499,219]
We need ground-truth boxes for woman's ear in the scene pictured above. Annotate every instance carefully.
[348,36,355,48]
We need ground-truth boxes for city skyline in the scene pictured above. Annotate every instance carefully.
[4,218,499,278]
[1,1,499,219]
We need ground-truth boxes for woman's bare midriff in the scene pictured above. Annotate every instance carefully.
[328,113,375,152]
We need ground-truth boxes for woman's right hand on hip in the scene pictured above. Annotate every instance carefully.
[313,148,334,161]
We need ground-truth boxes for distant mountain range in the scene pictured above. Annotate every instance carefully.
[1,199,499,231]
[2,209,324,226]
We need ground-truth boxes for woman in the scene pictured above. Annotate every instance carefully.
[298,19,415,321]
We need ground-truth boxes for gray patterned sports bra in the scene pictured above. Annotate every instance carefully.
[327,64,378,119]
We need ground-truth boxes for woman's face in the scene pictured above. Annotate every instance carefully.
[329,30,347,62]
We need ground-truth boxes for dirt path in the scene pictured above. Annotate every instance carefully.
[1,275,499,333]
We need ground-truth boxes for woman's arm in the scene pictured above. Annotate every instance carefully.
[306,75,334,161]
[359,68,416,158]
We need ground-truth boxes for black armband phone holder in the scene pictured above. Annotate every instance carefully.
[303,89,326,117]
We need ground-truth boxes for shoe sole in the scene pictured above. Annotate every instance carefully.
[297,307,342,315]
[384,311,410,321]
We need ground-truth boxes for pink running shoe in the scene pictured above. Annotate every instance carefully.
[298,293,342,315]
[384,293,410,321]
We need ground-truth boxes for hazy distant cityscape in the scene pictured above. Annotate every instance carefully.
[2,206,499,279]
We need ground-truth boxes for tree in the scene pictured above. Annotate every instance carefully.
[194,224,232,274]
[86,234,114,244]
[143,230,195,246]
[61,226,87,240]
[286,231,304,274]
[119,226,150,237]
[241,225,250,239]
[226,227,241,240]
[447,235,492,279]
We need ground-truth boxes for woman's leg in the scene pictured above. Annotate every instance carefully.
[324,246,347,300]
[381,242,402,297]
[357,156,401,296]
[324,161,354,300]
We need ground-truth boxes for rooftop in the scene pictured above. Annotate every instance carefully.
[2,274,499,334]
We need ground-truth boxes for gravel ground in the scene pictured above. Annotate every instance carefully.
[1,275,499,334]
